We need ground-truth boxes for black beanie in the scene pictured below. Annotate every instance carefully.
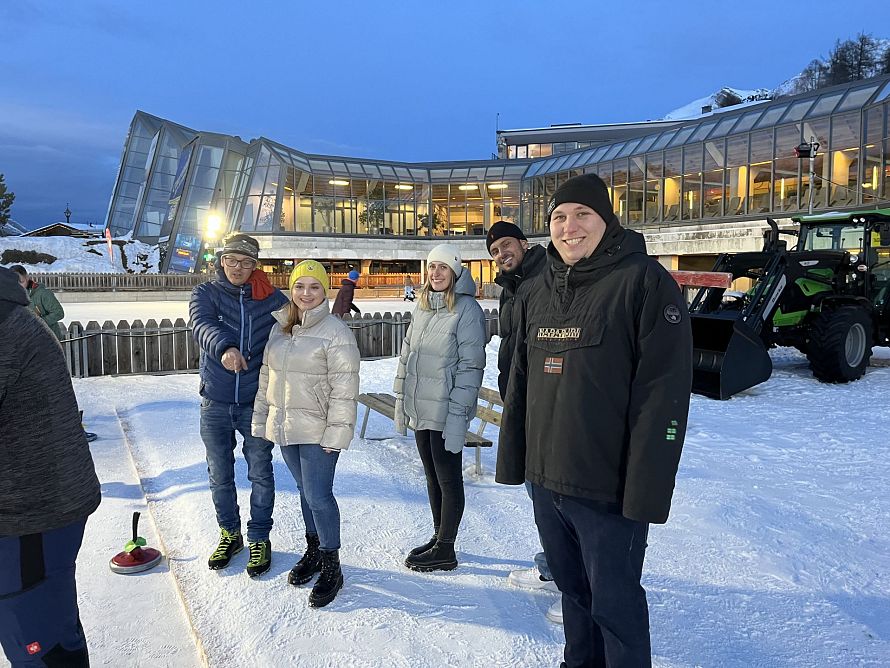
[220,233,260,260]
[486,221,527,253]
[547,174,614,224]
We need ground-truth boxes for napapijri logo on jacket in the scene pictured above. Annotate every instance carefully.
[536,327,581,340]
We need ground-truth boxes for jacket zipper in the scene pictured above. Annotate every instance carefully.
[235,288,244,403]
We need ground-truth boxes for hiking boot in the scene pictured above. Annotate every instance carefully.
[546,595,564,625]
[288,534,322,586]
[508,566,560,592]
[208,528,243,570]
[404,540,458,572]
[309,550,344,608]
[246,539,272,578]
[408,528,439,557]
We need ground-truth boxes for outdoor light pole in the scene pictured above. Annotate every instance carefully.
[64,203,72,225]
[794,138,820,215]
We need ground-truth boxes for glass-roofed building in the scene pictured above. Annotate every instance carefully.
[106,74,890,276]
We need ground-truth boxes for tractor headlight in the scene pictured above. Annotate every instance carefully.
[849,253,859,263]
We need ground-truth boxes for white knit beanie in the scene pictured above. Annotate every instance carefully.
[426,243,463,278]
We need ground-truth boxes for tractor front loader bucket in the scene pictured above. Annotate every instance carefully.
[691,314,773,400]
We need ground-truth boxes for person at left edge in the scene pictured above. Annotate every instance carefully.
[189,233,288,577]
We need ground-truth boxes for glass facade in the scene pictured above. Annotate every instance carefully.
[105,76,890,273]
[524,76,890,231]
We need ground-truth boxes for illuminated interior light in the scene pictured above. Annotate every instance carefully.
[487,183,509,189]
[395,184,413,190]
[329,179,349,186]
[458,184,479,191]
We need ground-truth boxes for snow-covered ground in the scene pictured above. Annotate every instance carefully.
[60,299,501,326]
[4,345,890,667]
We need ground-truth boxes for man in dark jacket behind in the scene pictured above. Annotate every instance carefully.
[0,266,101,667]
[190,234,288,577]
[331,269,361,317]
[497,174,692,667]
[486,221,561,619]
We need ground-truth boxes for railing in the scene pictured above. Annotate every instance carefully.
[59,309,501,378]
[33,273,209,291]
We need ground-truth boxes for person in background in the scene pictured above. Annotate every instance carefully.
[10,265,65,340]
[403,275,416,302]
[498,174,692,667]
[190,233,289,577]
[394,244,486,572]
[485,221,561,622]
[331,269,361,317]
[0,266,101,668]
[252,260,360,608]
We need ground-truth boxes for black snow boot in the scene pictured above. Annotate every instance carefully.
[288,533,322,586]
[309,550,344,608]
[404,540,457,572]
[408,527,439,557]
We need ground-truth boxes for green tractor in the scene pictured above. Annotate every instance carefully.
[689,209,890,399]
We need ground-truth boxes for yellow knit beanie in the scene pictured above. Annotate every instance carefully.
[288,260,329,290]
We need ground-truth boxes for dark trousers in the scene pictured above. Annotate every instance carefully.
[414,430,465,543]
[0,519,89,667]
[532,484,651,668]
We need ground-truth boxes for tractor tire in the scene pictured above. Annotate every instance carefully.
[806,305,872,383]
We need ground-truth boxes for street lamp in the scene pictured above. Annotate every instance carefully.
[64,204,72,225]
[794,137,820,214]
[202,212,224,271]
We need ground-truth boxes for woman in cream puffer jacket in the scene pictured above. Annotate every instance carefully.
[251,260,359,608]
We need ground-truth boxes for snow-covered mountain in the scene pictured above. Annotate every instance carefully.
[663,87,772,120]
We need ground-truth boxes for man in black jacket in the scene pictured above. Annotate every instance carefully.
[497,174,692,667]
[487,222,561,619]
[0,267,101,667]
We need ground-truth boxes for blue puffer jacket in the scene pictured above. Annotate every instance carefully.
[190,266,289,405]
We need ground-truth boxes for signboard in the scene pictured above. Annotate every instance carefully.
[168,233,201,274]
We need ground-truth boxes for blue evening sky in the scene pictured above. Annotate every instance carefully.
[1,0,886,229]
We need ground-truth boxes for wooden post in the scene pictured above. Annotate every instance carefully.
[116,320,132,375]
[101,320,118,375]
[145,319,160,372]
[85,321,102,377]
[131,319,147,373]
[186,320,200,370]
[159,318,175,372]
[173,318,190,370]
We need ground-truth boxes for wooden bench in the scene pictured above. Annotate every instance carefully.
[358,387,503,476]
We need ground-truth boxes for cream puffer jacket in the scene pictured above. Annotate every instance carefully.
[251,300,360,450]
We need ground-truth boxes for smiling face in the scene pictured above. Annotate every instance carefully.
[291,277,326,311]
[489,236,528,273]
[427,261,455,292]
[549,203,608,266]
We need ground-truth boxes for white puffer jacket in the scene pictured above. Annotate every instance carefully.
[251,300,360,450]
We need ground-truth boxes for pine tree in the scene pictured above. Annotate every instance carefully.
[850,33,878,79]
[882,44,890,75]
[827,38,856,85]
[0,174,15,227]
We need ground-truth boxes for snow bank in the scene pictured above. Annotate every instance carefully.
[0,233,160,274]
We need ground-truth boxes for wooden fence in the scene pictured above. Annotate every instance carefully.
[34,273,208,291]
[60,309,501,378]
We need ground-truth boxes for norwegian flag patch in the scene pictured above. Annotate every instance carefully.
[543,357,563,374]
[26,642,41,655]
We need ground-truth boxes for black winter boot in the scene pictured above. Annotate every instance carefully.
[408,527,439,557]
[404,540,457,572]
[309,550,344,608]
[288,534,322,586]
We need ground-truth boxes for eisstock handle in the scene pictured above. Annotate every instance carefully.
[132,511,141,542]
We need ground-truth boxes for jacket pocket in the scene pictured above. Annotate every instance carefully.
[529,319,605,354]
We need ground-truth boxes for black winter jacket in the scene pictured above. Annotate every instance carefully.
[494,244,547,399]
[331,279,360,317]
[496,219,692,524]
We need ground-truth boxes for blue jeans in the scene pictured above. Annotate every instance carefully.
[0,519,89,667]
[525,480,553,580]
[200,398,274,543]
[280,444,341,551]
[533,483,650,668]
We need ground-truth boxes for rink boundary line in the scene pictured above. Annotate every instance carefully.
[114,409,211,668]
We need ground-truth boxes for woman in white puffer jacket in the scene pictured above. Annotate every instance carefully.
[252,260,359,608]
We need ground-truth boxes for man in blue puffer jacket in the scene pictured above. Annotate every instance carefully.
[189,233,288,577]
